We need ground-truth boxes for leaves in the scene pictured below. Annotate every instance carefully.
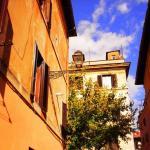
[66,75,135,150]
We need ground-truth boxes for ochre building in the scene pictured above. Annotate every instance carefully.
[0,0,76,149]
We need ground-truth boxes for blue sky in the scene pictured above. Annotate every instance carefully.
[69,0,148,107]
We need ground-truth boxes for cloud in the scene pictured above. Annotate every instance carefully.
[110,15,116,24]
[127,75,145,125]
[136,0,148,3]
[117,3,130,14]
[69,18,134,61]
[69,0,134,61]
[92,0,105,22]
[127,75,145,104]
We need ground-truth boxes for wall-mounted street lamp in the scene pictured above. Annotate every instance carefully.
[72,50,85,68]
[49,50,85,79]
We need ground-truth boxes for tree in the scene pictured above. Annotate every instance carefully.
[66,75,135,150]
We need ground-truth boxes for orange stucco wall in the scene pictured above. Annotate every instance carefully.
[139,45,150,149]
[144,45,150,89]
[0,0,70,149]
[138,101,150,150]
[0,76,63,150]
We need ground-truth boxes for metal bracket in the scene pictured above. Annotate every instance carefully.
[49,70,68,79]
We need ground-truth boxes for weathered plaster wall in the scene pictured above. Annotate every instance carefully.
[0,0,69,149]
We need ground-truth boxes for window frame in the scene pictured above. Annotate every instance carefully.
[97,74,117,88]
[30,44,48,117]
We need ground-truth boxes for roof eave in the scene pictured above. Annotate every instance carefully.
[135,1,150,85]
[62,0,77,37]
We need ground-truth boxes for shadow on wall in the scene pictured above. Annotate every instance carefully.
[0,8,13,123]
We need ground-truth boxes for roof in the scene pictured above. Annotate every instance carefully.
[69,61,131,77]
[133,130,141,138]
[135,1,150,85]
[62,0,77,37]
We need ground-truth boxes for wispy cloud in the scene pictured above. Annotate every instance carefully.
[127,75,145,103]
[69,0,134,61]
[136,0,148,3]
[110,15,116,24]
[117,3,130,14]
[69,30,133,61]
[92,0,105,22]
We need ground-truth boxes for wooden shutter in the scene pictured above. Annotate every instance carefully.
[111,74,117,88]
[34,65,42,104]
[31,46,48,117]
[38,0,44,6]
[47,0,52,30]
[30,48,38,101]
[40,62,48,113]
[97,75,102,87]
[62,102,67,139]
[0,0,8,33]
[62,102,67,126]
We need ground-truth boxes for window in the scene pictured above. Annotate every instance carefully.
[30,45,48,117]
[145,133,149,143]
[61,102,67,139]
[97,74,117,89]
[38,0,52,30]
[112,55,116,60]
[0,0,8,32]
[142,137,145,145]
[143,118,146,126]
[29,147,34,150]
[102,75,112,89]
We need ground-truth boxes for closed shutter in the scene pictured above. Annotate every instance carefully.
[41,62,48,113]
[62,102,67,139]
[34,65,42,104]
[30,48,38,101]
[46,0,52,30]
[0,0,8,33]
[62,102,67,126]
[97,75,102,87]
[31,45,48,118]
[111,74,117,88]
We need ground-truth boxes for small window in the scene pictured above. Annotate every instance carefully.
[142,137,145,145]
[102,75,112,89]
[112,55,116,60]
[143,118,146,126]
[0,0,8,32]
[30,44,48,117]
[145,133,149,143]
[61,102,67,139]
[97,74,117,89]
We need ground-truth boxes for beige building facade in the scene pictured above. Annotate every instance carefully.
[69,50,135,150]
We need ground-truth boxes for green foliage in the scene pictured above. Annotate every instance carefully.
[66,75,135,150]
